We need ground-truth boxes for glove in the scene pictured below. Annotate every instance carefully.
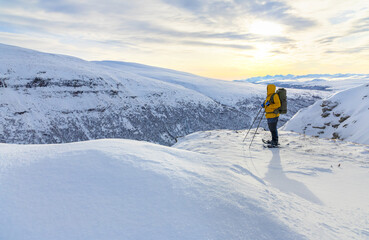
[261,103,265,108]
[266,101,270,106]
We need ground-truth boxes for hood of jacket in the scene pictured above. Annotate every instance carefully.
[267,84,276,96]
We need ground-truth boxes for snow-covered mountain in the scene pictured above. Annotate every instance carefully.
[1,129,368,239]
[0,43,323,145]
[1,43,368,239]
[282,83,369,145]
[236,73,369,91]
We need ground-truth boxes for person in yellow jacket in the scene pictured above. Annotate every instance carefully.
[261,84,281,147]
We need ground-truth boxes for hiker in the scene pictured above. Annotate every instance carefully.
[261,84,281,147]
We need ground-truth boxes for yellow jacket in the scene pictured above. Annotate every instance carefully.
[263,84,281,119]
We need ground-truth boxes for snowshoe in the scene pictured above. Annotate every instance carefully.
[262,139,272,144]
[263,141,280,148]
[264,144,280,148]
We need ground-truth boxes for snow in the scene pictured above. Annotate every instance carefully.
[94,60,266,105]
[0,43,326,145]
[0,42,369,239]
[175,129,369,239]
[0,139,301,240]
[1,129,368,239]
[282,83,369,145]
[0,43,325,108]
[0,43,215,107]
[0,42,266,107]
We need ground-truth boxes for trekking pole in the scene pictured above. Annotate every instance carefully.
[249,110,265,148]
[243,108,262,142]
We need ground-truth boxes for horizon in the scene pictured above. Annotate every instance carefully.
[1,0,369,80]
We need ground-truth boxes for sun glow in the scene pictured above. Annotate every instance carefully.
[249,20,284,36]
[252,43,274,58]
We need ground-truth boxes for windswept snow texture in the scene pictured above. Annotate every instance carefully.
[0,139,303,240]
[0,43,324,145]
[1,130,368,239]
[236,73,369,91]
[282,83,369,145]
[175,130,369,239]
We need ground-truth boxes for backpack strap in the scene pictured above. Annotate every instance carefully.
[269,93,276,104]
[267,93,280,114]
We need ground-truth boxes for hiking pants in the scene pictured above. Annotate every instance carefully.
[267,117,279,144]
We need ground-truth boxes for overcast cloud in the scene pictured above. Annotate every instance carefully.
[0,0,368,79]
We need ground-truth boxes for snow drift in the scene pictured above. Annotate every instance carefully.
[282,83,369,145]
[0,139,302,240]
[1,129,368,239]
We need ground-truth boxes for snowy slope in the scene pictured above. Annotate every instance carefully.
[0,43,324,145]
[282,83,369,145]
[175,129,369,239]
[236,73,369,91]
[1,130,368,239]
[95,61,263,105]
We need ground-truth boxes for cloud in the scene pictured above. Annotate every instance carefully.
[0,0,84,15]
[0,10,100,36]
[117,18,295,46]
[161,0,203,12]
[36,0,85,14]
[120,20,251,41]
[0,0,301,69]
[325,45,369,54]
[161,0,316,31]
[329,10,356,25]
[181,40,255,50]
[317,36,342,45]
[1,0,368,79]
[245,0,316,30]
[271,50,287,54]
[316,12,369,46]
[0,0,306,46]
[349,16,369,34]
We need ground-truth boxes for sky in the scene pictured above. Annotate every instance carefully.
[0,0,369,80]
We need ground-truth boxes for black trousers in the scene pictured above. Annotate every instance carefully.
[267,117,279,144]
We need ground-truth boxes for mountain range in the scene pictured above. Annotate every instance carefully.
[236,73,369,91]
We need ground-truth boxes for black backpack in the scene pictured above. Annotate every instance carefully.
[270,88,287,114]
